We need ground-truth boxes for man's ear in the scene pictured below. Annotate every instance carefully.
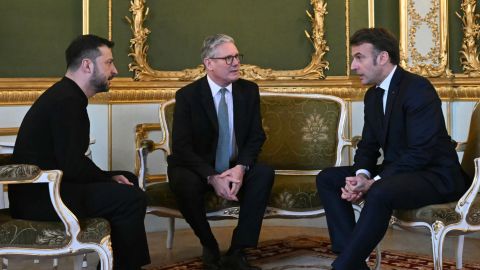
[379,51,390,66]
[80,59,94,74]
[203,58,212,71]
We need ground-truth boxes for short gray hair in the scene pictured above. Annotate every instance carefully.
[201,34,235,61]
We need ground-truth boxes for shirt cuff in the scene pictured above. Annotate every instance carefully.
[355,169,371,179]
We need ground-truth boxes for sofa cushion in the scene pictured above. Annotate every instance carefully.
[146,174,322,214]
[393,196,480,226]
[0,209,110,248]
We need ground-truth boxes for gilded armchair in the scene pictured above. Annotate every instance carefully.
[392,103,480,270]
[0,154,113,270]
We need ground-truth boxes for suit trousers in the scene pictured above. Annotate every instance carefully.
[168,164,274,251]
[316,166,459,270]
[9,170,150,270]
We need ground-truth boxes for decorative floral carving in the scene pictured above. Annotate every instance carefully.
[36,229,66,246]
[302,114,329,143]
[400,0,451,77]
[126,0,329,81]
[457,0,480,76]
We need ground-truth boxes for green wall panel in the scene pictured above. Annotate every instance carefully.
[350,0,369,35]
[111,0,133,77]
[116,0,314,77]
[375,0,399,38]
[90,0,109,39]
[324,0,346,76]
[0,0,82,77]
[0,0,475,78]
[348,0,370,73]
[449,0,463,74]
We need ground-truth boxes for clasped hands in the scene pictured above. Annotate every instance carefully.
[341,173,374,203]
[208,165,245,201]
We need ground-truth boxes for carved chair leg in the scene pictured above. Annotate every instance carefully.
[1,258,7,270]
[372,242,381,270]
[52,258,58,269]
[455,235,464,270]
[431,225,445,270]
[73,255,84,270]
[167,217,175,249]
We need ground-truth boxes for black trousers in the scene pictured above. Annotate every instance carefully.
[316,166,463,270]
[168,164,274,251]
[9,170,150,270]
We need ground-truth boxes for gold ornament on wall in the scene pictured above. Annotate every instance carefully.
[457,0,480,77]
[399,0,452,77]
[125,0,329,81]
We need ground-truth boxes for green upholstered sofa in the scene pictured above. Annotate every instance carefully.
[0,154,112,270]
[136,93,361,249]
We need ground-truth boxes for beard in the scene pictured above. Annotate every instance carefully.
[90,67,111,93]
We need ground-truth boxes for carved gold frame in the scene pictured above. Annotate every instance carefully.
[457,0,480,76]
[125,0,329,81]
[399,0,451,77]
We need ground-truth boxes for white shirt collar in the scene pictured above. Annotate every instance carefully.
[207,75,232,97]
[378,65,397,92]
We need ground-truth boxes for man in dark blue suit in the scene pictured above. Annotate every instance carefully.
[316,28,470,270]
[167,34,274,270]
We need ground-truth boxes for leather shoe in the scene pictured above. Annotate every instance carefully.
[202,246,221,270]
[220,249,261,270]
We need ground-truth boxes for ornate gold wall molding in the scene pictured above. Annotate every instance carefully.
[125,0,329,81]
[399,0,451,77]
[83,0,89,34]
[2,77,480,105]
[457,0,480,76]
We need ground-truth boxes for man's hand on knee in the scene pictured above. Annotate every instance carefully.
[112,175,133,186]
[208,175,240,201]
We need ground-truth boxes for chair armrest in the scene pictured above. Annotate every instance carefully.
[345,136,362,149]
[456,157,480,216]
[0,164,42,182]
[0,165,83,241]
[455,141,467,152]
[135,123,172,190]
[135,123,161,145]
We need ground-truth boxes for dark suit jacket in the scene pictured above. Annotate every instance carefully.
[167,76,265,178]
[353,67,469,195]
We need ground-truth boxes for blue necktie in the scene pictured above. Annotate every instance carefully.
[215,88,230,173]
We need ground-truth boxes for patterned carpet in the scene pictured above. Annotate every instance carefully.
[149,236,480,270]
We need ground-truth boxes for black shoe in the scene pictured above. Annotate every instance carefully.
[202,246,221,270]
[220,249,261,270]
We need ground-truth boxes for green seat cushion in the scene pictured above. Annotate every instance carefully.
[145,182,239,213]
[393,196,480,226]
[146,174,321,214]
[0,209,110,248]
[268,174,321,211]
